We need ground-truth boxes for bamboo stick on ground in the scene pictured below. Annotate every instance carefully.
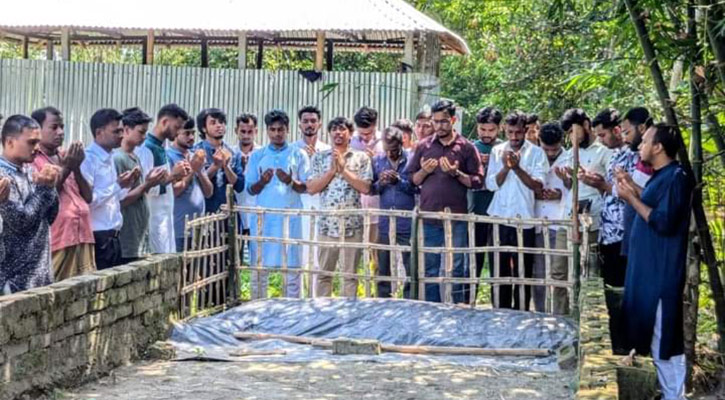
[233,332,552,357]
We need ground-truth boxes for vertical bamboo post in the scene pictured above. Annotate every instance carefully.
[146,30,155,65]
[363,212,371,298]
[410,207,420,300]
[443,208,453,304]
[571,127,581,321]
[46,39,54,60]
[315,32,326,72]
[237,31,247,70]
[389,215,397,296]
[226,185,239,303]
[492,222,501,308]
[255,209,265,300]
[21,36,29,59]
[516,220,525,310]
[467,218,476,306]
[543,225,553,314]
[417,212,425,301]
[308,213,317,298]
[282,213,290,298]
[60,27,70,61]
[339,215,347,297]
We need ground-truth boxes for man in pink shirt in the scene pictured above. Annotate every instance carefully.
[32,107,95,280]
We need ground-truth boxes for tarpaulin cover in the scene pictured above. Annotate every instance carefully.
[169,298,577,370]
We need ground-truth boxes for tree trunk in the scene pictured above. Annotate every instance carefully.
[624,0,725,353]
[700,94,725,169]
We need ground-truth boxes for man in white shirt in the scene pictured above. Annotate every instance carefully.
[293,106,330,287]
[486,111,548,310]
[532,122,568,312]
[135,104,193,254]
[81,109,138,269]
[234,113,262,263]
[556,108,614,285]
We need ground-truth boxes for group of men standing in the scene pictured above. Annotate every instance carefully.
[0,98,693,399]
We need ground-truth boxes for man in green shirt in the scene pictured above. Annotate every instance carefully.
[113,108,165,263]
[465,106,503,303]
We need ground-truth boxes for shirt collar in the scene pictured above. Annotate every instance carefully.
[88,142,112,161]
[146,132,164,147]
[266,142,288,152]
[434,131,461,147]
[0,156,22,172]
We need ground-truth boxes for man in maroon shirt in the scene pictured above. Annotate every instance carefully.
[405,100,484,303]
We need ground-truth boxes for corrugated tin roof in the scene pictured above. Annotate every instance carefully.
[0,0,469,54]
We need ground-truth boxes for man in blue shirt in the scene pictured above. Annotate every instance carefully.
[193,108,245,213]
[168,118,213,252]
[371,126,416,298]
[245,110,309,299]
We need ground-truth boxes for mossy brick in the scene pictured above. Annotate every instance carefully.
[50,323,75,343]
[0,293,40,321]
[64,299,88,320]
[163,287,179,303]
[10,316,38,340]
[91,269,118,292]
[29,333,52,349]
[133,294,163,316]
[147,277,161,291]
[132,264,153,282]
[21,287,59,310]
[38,307,65,331]
[100,303,133,326]
[0,322,9,347]
[10,349,48,381]
[126,281,147,301]
[2,340,29,360]
[59,274,99,299]
[113,265,137,287]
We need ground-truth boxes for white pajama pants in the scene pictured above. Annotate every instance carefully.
[651,300,686,400]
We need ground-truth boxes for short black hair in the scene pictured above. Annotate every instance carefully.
[298,105,321,120]
[354,106,378,128]
[183,118,195,131]
[1,114,40,144]
[539,121,564,145]
[327,116,354,133]
[651,123,680,159]
[236,113,257,127]
[196,108,227,138]
[90,108,122,137]
[157,103,189,122]
[121,107,152,129]
[415,110,432,120]
[560,108,590,132]
[592,108,621,130]
[430,100,456,118]
[623,107,650,126]
[526,113,539,125]
[264,109,290,128]
[504,111,528,128]
[392,118,414,135]
[31,106,62,127]
[476,107,503,125]
[383,126,403,143]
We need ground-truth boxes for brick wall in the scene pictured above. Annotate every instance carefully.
[0,254,181,400]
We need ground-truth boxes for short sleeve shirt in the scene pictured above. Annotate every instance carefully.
[310,149,372,238]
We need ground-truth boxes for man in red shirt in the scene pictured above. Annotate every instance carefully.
[31,107,95,280]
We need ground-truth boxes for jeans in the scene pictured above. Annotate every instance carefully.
[423,221,468,303]
[377,233,411,299]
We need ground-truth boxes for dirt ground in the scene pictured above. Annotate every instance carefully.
[62,359,576,400]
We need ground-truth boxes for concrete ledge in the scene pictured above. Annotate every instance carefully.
[0,254,182,400]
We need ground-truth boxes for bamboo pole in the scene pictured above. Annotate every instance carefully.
[315,32,326,72]
[233,332,552,357]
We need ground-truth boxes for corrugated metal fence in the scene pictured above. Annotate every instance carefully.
[0,59,437,145]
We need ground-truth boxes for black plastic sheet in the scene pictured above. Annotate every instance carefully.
[170,298,577,370]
